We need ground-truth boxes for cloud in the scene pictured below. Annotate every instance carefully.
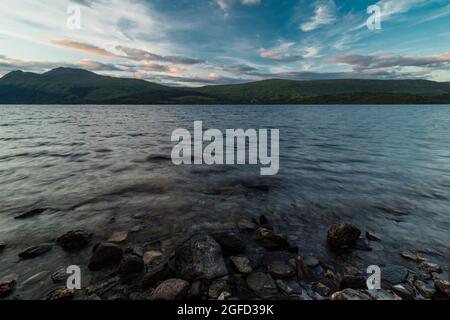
[51,39,115,58]
[332,52,450,70]
[259,42,304,62]
[300,0,336,32]
[224,64,258,74]
[116,46,205,65]
[215,0,262,13]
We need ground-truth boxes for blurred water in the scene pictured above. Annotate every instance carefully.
[0,105,449,298]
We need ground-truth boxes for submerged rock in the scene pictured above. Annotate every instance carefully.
[150,279,189,300]
[414,280,436,299]
[143,251,163,265]
[246,273,278,298]
[108,231,129,244]
[0,242,5,251]
[327,224,361,248]
[174,235,227,280]
[142,262,171,288]
[18,244,52,259]
[88,243,123,271]
[119,255,145,275]
[391,283,417,300]
[267,261,295,279]
[382,265,410,286]
[0,280,16,298]
[230,256,252,274]
[419,262,442,274]
[56,230,92,251]
[187,280,208,300]
[212,232,246,255]
[46,288,74,301]
[51,268,69,283]
[237,219,257,232]
[255,228,290,251]
[208,278,229,299]
[276,280,303,296]
[14,208,48,220]
[400,250,427,262]
[367,289,402,300]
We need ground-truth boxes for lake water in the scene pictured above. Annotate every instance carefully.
[0,105,449,298]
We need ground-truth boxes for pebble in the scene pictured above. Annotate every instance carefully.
[150,279,189,300]
[143,251,163,265]
[331,289,372,300]
[108,231,129,243]
[18,244,53,259]
[0,280,16,298]
[246,273,278,298]
[88,243,123,271]
[326,224,361,248]
[267,261,295,279]
[46,288,74,301]
[419,262,442,274]
[400,250,427,262]
[414,280,436,299]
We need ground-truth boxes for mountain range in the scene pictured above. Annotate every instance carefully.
[0,67,449,104]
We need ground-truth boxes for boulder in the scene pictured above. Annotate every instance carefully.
[255,228,290,251]
[267,261,295,279]
[0,280,16,298]
[212,232,246,255]
[18,244,52,259]
[46,288,74,301]
[230,256,252,274]
[88,243,123,271]
[331,289,372,300]
[56,230,92,251]
[174,235,227,280]
[327,224,361,248]
[246,273,278,298]
[150,279,189,300]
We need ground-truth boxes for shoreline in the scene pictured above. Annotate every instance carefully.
[1,216,449,301]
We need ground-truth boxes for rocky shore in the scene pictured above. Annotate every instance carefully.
[1,216,449,301]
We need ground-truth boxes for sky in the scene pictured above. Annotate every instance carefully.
[0,0,449,86]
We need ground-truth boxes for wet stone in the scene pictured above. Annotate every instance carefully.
[18,244,52,259]
[0,280,16,298]
[327,224,361,248]
[382,265,409,286]
[56,230,92,251]
[331,289,372,300]
[276,280,302,296]
[88,243,123,271]
[208,278,229,299]
[108,231,129,244]
[51,268,69,283]
[400,250,426,262]
[267,261,295,279]
[414,280,436,299]
[246,273,278,298]
[230,256,252,274]
[46,288,74,301]
[367,289,402,300]
[187,280,208,300]
[255,228,290,251]
[143,251,163,265]
[433,278,450,299]
[150,279,189,301]
[174,235,227,280]
[392,283,417,300]
[237,219,257,232]
[304,257,320,268]
[119,255,145,276]
[212,232,246,255]
[142,262,171,288]
[419,262,442,274]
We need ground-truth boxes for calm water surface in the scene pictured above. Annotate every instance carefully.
[0,105,449,298]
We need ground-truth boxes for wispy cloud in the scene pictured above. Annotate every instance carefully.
[300,0,336,32]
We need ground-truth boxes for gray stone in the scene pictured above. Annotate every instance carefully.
[187,280,208,300]
[174,235,227,280]
[18,244,52,259]
[230,256,252,274]
[246,273,278,298]
[400,250,426,262]
[392,283,417,300]
[433,278,450,299]
[366,289,402,300]
[150,279,189,300]
[142,262,171,288]
[119,255,145,275]
[237,219,256,231]
[276,280,302,295]
[267,261,295,279]
[304,257,320,268]
[88,243,123,271]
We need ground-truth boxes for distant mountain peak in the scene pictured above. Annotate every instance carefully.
[44,67,97,77]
